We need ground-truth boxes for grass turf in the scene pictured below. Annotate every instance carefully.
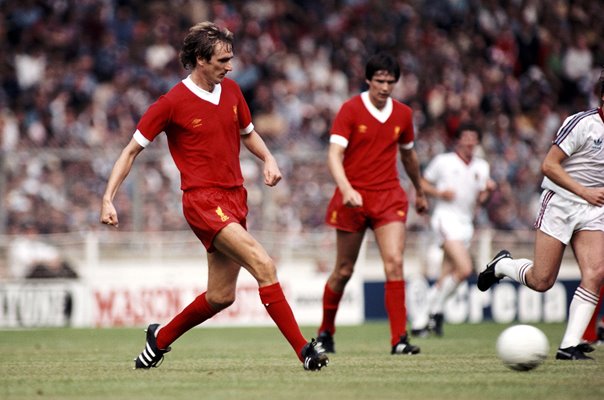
[0,322,602,400]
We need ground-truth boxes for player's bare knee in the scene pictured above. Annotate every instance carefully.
[334,262,354,283]
[530,278,555,293]
[335,271,352,285]
[383,254,403,270]
[252,254,278,284]
[457,267,473,281]
[206,293,236,310]
[383,261,403,280]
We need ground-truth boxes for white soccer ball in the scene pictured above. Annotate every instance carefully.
[496,325,549,371]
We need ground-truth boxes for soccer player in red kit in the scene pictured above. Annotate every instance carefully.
[100,22,328,371]
[316,53,428,354]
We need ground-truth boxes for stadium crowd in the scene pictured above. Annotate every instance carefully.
[1,0,603,236]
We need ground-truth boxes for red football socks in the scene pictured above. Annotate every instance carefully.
[156,292,217,350]
[318,283,344,335]
[259,282,308,360]
[385,280,407,347]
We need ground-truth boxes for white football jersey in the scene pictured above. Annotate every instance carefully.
[541,108,604,204]
[423,152,490,224]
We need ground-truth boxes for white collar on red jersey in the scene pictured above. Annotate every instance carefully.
[361,91,393,123]
[183,75,222,105]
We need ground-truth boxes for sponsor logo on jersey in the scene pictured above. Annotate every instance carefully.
[233,106,238,122]
[215,206,230,222]
[397,210,406,217]
[394,126,401,139]
[191,118,203,128]
[358,124,367,133]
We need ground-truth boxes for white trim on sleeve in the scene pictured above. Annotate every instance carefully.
[241,122,254,135]
[133,129,151,147]
[400,141,414,150]
[330,134,349,148]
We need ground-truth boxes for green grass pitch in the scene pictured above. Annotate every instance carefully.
[1,322,602,400]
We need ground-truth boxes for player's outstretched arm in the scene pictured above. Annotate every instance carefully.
[100,138,145,227]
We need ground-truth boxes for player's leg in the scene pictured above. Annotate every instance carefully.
[411,255,447,336]
[133,229,243,369]
[414,212,471,336]
[155,249,240,351]
[426,257,452,334]
[317,229,365,352]
[557,230,604,360]
[213,223,313,358]
[479,191,570,292]
[374,221,418,354]
[134,241,242,369]
[214,223,329,369]
[522,230,566,291]
[479,230,565,292]
[429,240,472,311]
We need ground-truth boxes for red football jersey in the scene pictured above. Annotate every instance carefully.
[136,77,253,190]
[330,93,415,190]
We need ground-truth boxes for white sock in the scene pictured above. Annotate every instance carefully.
[412,283,440,329]
[495,258,533,286]
[411,309,430,330]
[560,287,599,348]
[410,281,430,330]
[429,275,459,315]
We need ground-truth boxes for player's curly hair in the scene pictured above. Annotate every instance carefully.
[365,52,400,82]
[455,123,483,142]
[179,22,234,70]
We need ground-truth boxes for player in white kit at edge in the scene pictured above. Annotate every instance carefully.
[478,73,604,361]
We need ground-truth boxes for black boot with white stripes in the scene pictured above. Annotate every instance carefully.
[134,323,171,369]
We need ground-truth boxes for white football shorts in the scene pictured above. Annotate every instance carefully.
[430,212,474,247]
[534,190,604,245]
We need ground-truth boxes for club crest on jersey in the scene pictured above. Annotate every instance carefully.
[394,126,401,138]
[233,106,238,122]
[191,118,203,128]
[215,206,230,222]
[592,137,603,151]
[330,211,338,224]
[357,125,368,133]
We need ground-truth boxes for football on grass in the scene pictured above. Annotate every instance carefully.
[496,325,549,371]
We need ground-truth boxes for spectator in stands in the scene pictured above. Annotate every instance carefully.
[7,224,77,279]
[1,0,603,238]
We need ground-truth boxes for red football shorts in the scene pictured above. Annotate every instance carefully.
[325,186,409,232]
[182,186,248,252]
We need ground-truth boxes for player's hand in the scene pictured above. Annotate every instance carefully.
[342,188,363,207]
[485,179,497,192]
[581,187,604,207]
[100,200,119,228]
[263,157,282,187]
[415,191,429,214]
[439,189,456,201]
